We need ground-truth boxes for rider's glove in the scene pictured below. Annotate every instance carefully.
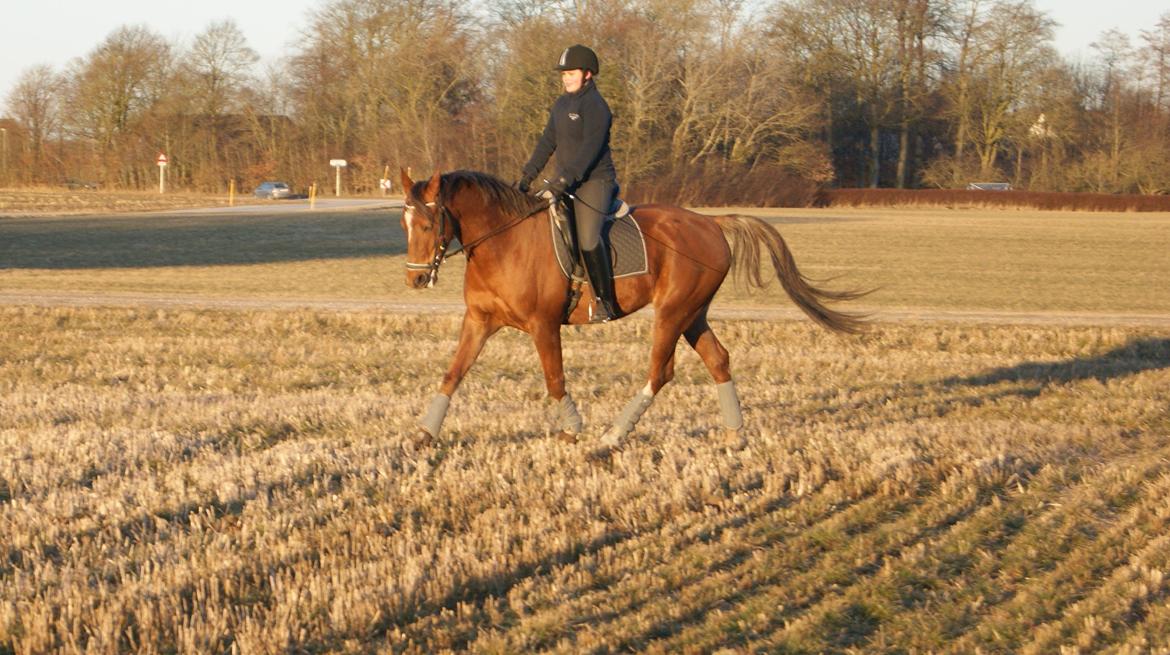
[534,175,569,201]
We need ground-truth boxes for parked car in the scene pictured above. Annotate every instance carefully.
[253,181,292,199]
[63,178,100,190]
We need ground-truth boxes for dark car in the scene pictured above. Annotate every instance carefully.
[63,178,100,190]
[253,181,292,199]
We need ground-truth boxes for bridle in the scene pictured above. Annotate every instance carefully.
[403,198,456,288]
[403,189,552,287]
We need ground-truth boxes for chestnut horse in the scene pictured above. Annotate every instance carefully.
[400,169,865,450]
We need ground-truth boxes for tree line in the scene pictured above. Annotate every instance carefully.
[3,0,1170,202]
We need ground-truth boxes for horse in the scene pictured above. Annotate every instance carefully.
[399,169,866,452]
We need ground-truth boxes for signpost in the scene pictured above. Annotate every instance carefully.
[156,153,168,193]
[1,128,8,186]
[330,159,347,197]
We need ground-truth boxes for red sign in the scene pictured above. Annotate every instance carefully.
[156,153,168,166]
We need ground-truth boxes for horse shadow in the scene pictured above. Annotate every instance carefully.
[762,337,1170,425]
[939,337,1170,392]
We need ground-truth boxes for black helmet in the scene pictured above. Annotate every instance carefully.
[555,45,599,75]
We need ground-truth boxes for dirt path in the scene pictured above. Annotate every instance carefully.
[3,290,1169,327]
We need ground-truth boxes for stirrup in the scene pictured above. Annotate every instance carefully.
[588,303,613,324]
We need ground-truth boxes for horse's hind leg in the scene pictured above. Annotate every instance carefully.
[684,311,746,449]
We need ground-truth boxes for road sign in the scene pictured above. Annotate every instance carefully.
[156,153,167,194]
[331,159,347,197]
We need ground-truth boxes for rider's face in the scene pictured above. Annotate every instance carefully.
[561,69,588,93]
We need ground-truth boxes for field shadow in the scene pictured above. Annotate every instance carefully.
[0,210,407,269]
[758,338,1170,430]
[941,338,1170,390]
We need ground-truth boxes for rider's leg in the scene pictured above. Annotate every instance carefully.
[574,179,620,322]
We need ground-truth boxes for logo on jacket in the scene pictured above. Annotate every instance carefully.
[569,113,580,121]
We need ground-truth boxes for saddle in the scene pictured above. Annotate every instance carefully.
[550,197,648,323]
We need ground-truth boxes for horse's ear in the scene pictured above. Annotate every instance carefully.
[423,169,441,202]
[399,168,413,195]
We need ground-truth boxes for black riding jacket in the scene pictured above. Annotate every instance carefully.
[522,79,617,188]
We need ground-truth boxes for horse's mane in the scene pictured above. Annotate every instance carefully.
[410,170,546,220]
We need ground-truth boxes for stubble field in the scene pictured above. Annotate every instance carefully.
[1,205,1169,653]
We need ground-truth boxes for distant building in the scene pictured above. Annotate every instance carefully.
[1029,113,1055,139]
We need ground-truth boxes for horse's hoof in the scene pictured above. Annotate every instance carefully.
[585,444,619,464]
[600,427,625,450]
[723,430,748,451]
[408,428,435,450]
[555,430,579,444]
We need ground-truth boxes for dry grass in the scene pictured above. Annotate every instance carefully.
[2,204,1169,652]
[1,305,1169,653]
[0,189,232,215]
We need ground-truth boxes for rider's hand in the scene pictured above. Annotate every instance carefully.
[534,176,568,200]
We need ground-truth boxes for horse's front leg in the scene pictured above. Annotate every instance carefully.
[416,312,498,443]
[531,321,583,442]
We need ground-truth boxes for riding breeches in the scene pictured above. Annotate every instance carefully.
[572,178,617,251]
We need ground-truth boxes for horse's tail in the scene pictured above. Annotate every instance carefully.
[714,214,871,334]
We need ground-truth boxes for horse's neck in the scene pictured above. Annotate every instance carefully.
[453,202,532,253]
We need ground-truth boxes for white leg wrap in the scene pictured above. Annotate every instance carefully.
[717,380,744,430]
[602,386,655,447]
[419,393,451,437]
[558,392,584,434]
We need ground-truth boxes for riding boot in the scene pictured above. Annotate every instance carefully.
[582,246,620,322]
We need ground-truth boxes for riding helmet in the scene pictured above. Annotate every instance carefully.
[555,45,599,75]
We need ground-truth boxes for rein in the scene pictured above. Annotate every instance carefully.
[404,194,550,286]
[444,201,549,259]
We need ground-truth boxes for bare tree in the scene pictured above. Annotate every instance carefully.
[4,65,62,184]
[289,0,478,185]
[962,0,1054,179]
[186,20,259,117]
[771,0,852,174]
[893,0,940,187]
[4,0,1169,198]
[62,26,174,187]
[173,20,262,190]
[941,0,983,169]
[1140,13,1170,111]
[1091,29,1133,187]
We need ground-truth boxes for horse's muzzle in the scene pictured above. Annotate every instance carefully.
[407,271,431,289]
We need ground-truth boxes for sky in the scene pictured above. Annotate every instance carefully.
[0,0,315,106]
[1,0,1168,112]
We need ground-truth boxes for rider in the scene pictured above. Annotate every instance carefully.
[518,44,620,322]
